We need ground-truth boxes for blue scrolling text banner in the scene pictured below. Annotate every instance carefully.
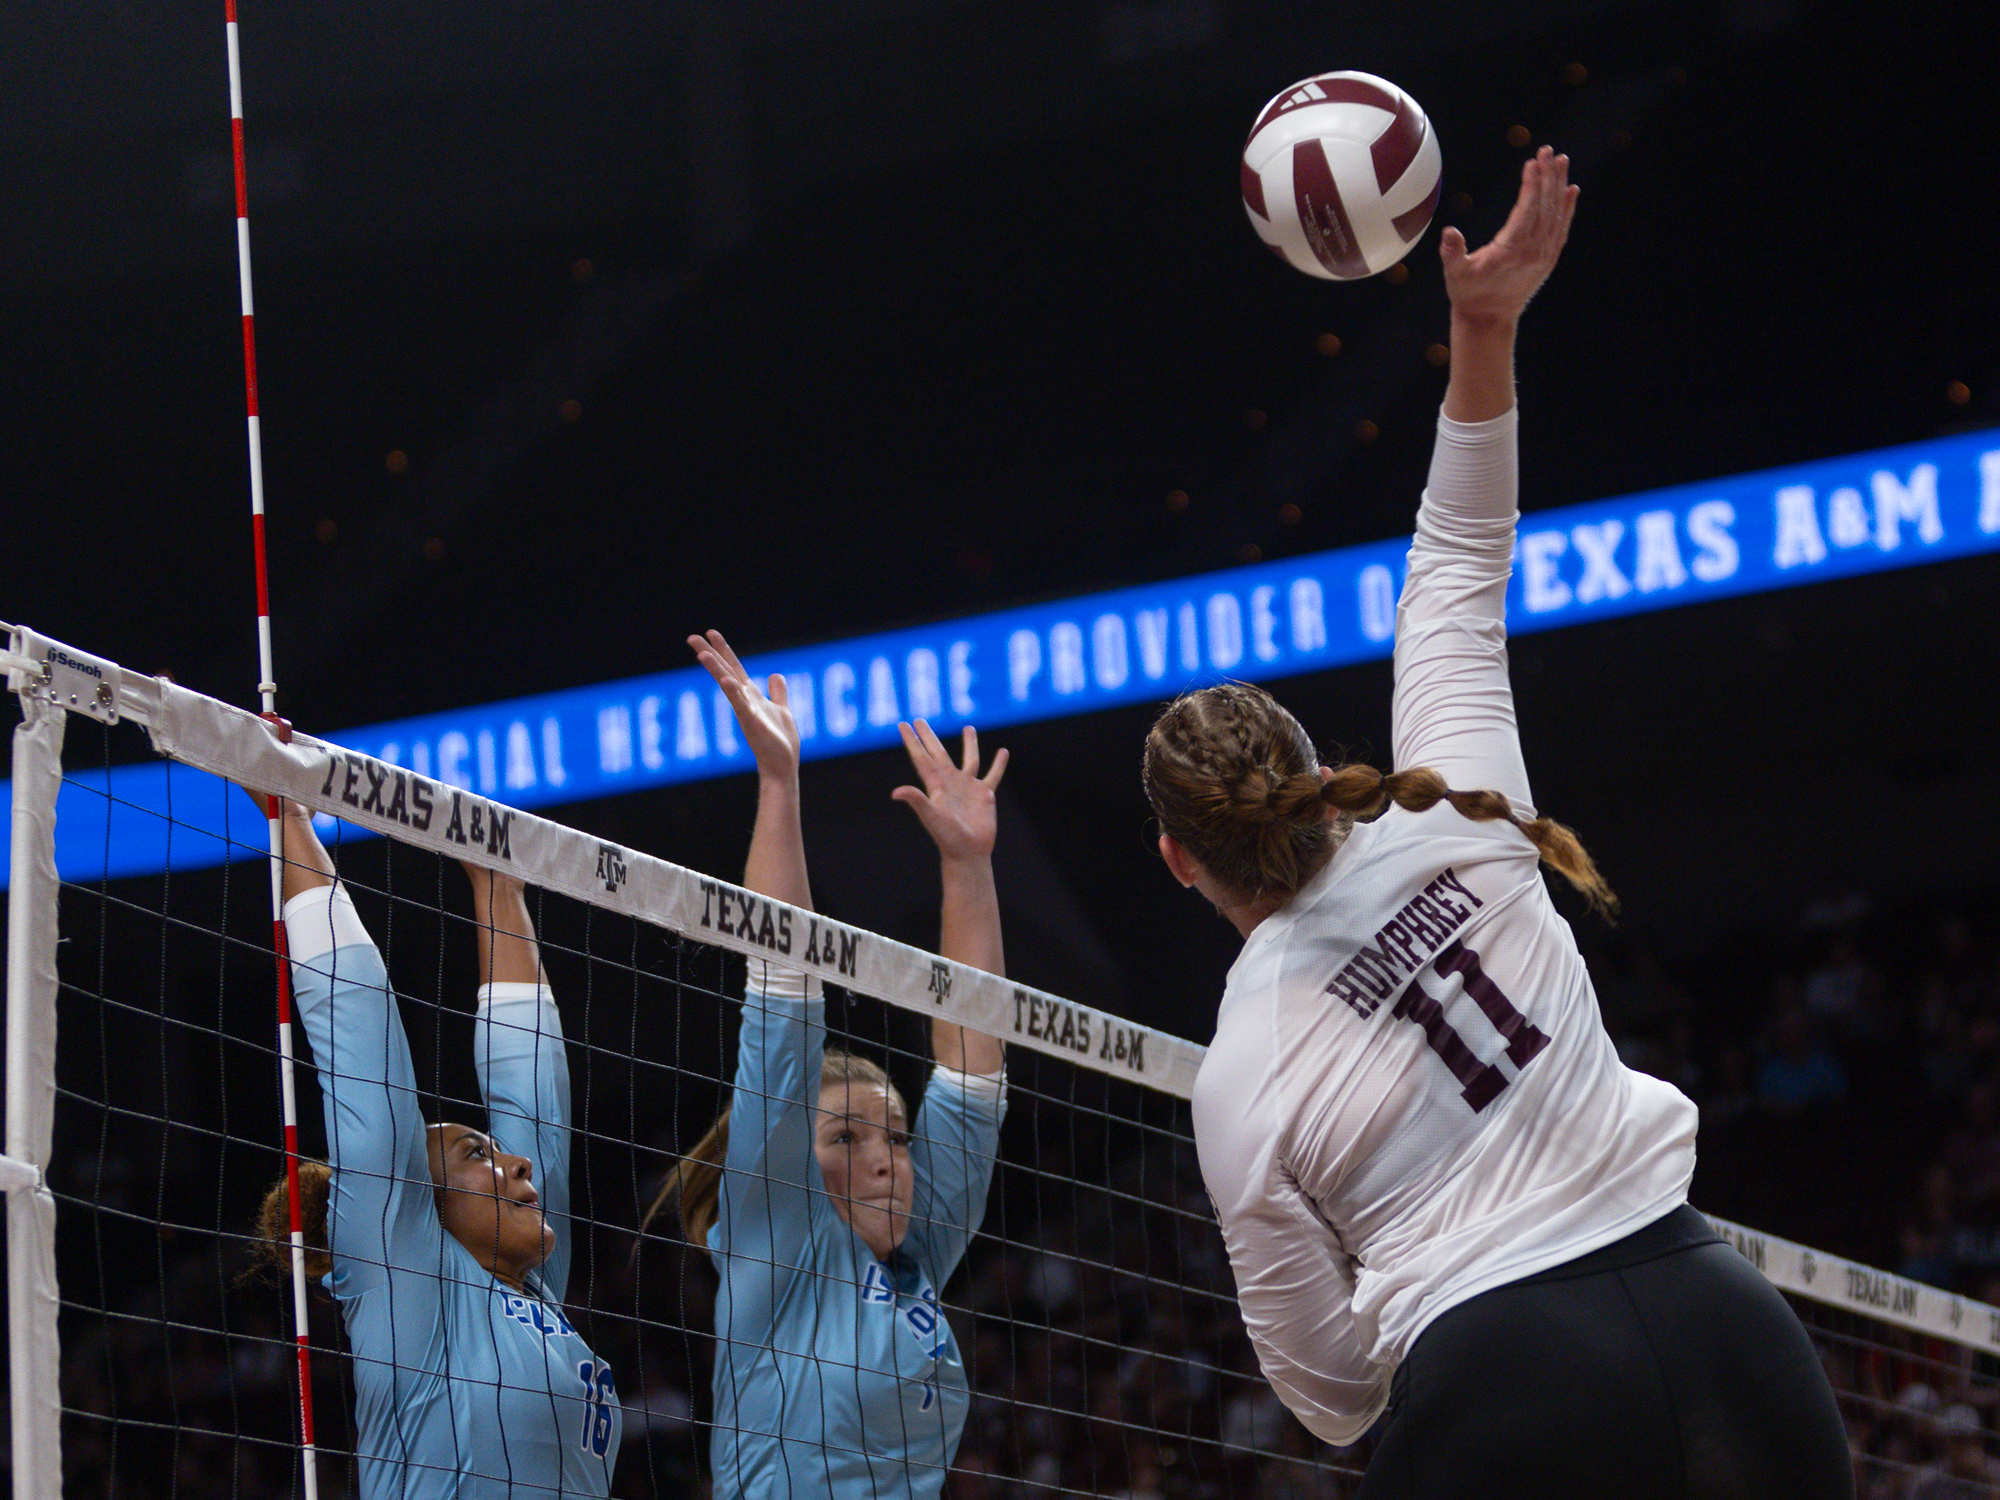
[6,426,1997,885]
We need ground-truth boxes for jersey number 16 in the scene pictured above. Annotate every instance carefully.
[1392,940,1548,1113]
[577,1359,617,1459]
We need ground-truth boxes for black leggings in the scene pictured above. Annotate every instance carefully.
[1358,1206,1854,1500]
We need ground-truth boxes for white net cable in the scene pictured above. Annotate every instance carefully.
[7,622,2000,1499]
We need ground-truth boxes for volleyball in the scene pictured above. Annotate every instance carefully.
[1241,71,1443,280]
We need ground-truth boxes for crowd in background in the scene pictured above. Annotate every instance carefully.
[19,882,2000,1498]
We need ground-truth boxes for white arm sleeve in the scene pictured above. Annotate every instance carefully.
[1391,409,1535,816]
[1221,1176,1389,1447]
[748,960,822,1001]
[1198,1080,1389,1447]
[282,882,371,965]
[927,1064,1007,1105]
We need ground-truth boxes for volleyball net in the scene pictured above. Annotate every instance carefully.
[5,621,1998,1499]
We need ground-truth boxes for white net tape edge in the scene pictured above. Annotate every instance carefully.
[6,622,1205,1099]
[1702,1213,1999,1353]
[9,622,1995,1366]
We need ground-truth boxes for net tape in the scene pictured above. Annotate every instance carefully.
[4,622,1199,1103]
[9,620,2000,1498]
[10,621,2000,1357]
[1701,1215,2000,1357]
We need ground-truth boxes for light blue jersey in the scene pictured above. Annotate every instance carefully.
[709,987,1004,1499]
[286,884,621,1498]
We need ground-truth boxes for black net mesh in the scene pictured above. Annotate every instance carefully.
[1792,1294,2000,1500]
[35,716,2000,1500]
[37,721,1362,1498]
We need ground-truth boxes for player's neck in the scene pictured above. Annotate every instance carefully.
[1220,892,1287,939]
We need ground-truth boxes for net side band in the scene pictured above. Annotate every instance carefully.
[1703,1214,1999,1354]
[6,693,65,1498]
[50,633,1208,1099]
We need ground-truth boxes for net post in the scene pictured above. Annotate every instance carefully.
[5,694,67,1498]
[225,0,318,1487]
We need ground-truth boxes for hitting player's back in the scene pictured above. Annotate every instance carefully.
[1332,407,1698,1333]
[1193,410,1697,1444]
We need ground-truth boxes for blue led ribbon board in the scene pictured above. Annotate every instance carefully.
[7,427,1997,886]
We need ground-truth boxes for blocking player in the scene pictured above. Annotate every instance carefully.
[647,631,1008,1498]
[250,805,620,1496]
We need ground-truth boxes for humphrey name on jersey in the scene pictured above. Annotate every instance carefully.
[316,750,516,859]
[1325,868,1485,1019]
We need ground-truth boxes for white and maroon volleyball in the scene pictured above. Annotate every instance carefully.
[1241,71,1443,280]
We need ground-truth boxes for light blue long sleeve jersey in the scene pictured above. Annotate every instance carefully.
[285,883,621,1498]
[710,980,1005,1499]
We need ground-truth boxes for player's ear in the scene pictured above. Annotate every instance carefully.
[1158,834,1200,890]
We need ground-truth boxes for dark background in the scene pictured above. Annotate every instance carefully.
[7,0,2000,1274]
[10,3,2000,1494]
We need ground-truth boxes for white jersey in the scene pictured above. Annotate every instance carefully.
[1191,409,1698,1447]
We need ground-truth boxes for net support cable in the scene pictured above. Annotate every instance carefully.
[10,618,2000,1498]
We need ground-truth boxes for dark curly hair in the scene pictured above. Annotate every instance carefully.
[248,1160,335,1287]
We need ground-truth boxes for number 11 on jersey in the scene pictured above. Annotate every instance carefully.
[1391,941,1549,1113]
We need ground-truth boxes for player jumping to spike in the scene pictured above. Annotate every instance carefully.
[1145,149,1853,1499]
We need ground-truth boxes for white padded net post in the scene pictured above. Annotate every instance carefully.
[6,683,66,1500]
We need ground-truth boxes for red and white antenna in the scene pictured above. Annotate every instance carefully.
[224,3,320,1495]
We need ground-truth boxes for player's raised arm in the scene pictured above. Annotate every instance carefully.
[690,629,811,913]
[670,630,830,1313]
[464,863,576,1301]
[1391,149,1577,823]
[893,719,1007,1077]
[1437,145,1577,425]
[893,718,1008,1290]
[266,799,450,1329]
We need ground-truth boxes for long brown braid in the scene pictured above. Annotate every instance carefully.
[1142,682,1615,916]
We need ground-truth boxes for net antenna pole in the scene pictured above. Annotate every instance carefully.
[224,6,321,1496]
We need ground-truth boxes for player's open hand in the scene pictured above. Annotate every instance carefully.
[688,630,800,781]
[1440,146,1578,325]
[893,721,1007,864]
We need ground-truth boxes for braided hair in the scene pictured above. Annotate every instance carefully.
[1142,682,1615,916]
